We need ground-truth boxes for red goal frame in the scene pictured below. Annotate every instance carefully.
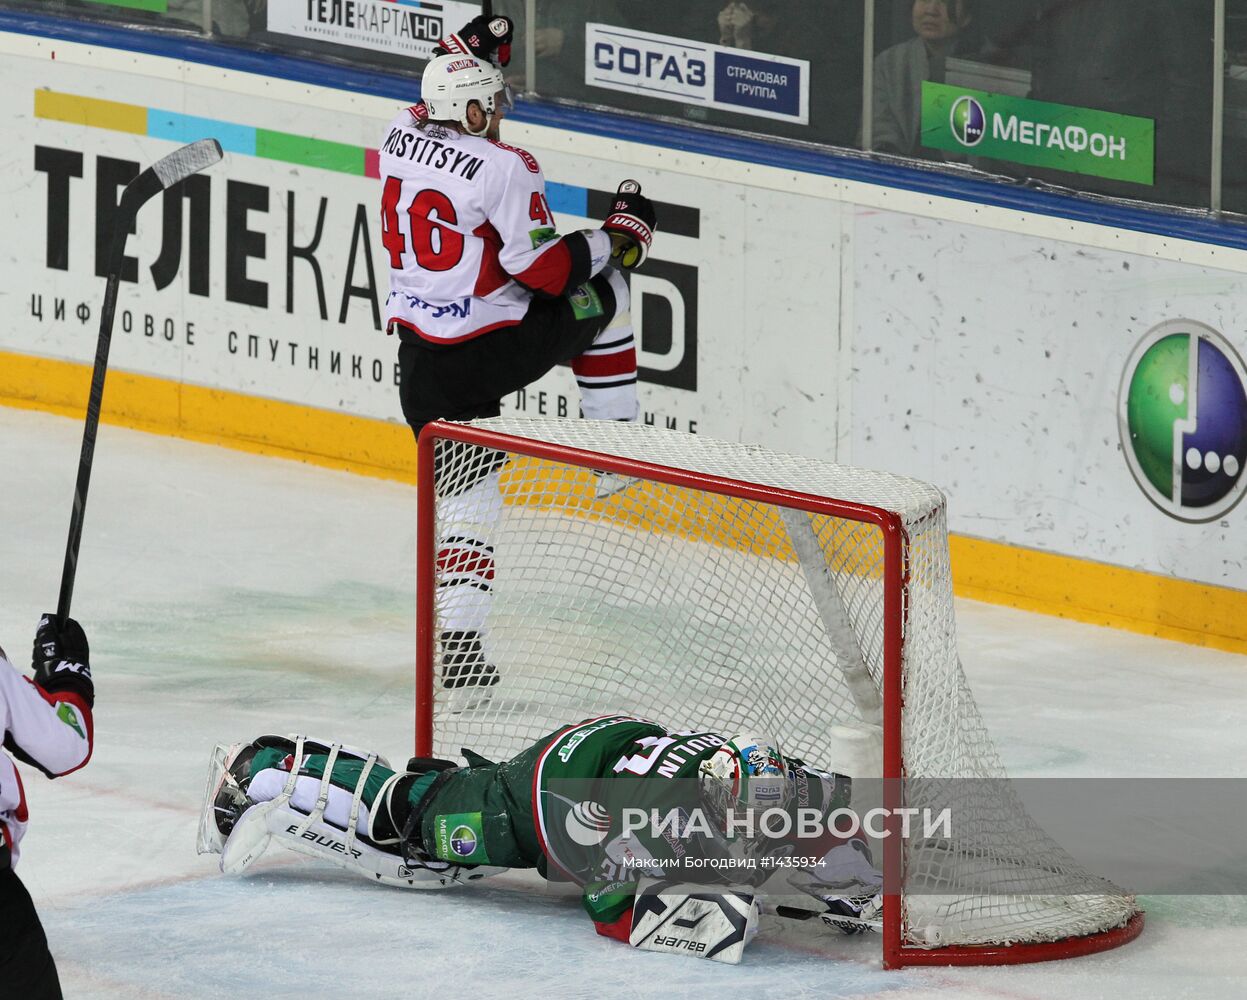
[414,420,1144,969]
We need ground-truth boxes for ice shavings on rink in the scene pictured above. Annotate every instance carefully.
[2,406,1245,999]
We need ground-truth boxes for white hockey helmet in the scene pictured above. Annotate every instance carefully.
[698,733,792,838]
[421,53,511,134]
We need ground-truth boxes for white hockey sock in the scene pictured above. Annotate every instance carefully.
[573,269,638,422]
[436,469,501,634]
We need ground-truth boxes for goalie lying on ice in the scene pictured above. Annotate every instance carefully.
[198,715,883,964]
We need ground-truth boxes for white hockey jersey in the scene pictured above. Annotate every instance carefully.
[0,650,93,867]
[378,106,611,343]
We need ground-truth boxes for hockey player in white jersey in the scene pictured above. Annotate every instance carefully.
[380,20,657,698]
[1,615,94,998]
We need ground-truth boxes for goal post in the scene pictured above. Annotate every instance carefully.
[414,417,1143,968]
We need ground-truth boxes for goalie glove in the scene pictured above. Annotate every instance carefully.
[819,891,883,935]
[779,840,884,935]
[628,878,760,964]
[435,14,514,68]
[602,180,656,270]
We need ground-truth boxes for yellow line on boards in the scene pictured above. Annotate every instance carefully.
[0,350,417,485]
[34,89,147,134]
[949,535,1247,655]
[3,350,1244,655]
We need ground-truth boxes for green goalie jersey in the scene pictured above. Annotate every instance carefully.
[247,715,854,930]
[411,715,853,925]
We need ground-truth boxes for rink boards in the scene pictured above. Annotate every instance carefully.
[0,28,1244,652]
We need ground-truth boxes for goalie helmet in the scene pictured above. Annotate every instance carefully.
[698,733,791,852]
[421,53,512,135]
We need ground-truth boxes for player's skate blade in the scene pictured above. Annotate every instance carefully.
[439,630,499,711]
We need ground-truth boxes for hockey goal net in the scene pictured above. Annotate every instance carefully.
[414,417,1142,968]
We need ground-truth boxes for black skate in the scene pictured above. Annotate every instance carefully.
[440,630,499,711]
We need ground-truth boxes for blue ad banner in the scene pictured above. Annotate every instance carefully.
[585,23,808,125]
[712,50,802,119]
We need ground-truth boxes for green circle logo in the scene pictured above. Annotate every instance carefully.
[950,96,986,147]
[449,824,477,857]
[1119,320,1247,522]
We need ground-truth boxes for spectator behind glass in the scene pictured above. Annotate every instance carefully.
[710,0,864,147]
[869,0,976,155]
[494,0,627,99]
[979,1,1213,206]
[1224,0,1247,213]
[197,0,262,38]
[717,1,775,50]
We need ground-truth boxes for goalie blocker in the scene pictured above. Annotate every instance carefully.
[628,879,760,964]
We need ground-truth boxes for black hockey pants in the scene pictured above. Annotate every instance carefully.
[395,270,622,441]
[0,861,63,1000]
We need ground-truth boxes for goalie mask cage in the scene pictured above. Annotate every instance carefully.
[415,418,1143,969]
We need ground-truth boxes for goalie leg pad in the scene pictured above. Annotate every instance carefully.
[210,739,509,888]
[220,799,278,874]
[628,878,760,964]
[197,740,260,856]
[222,794,494,888]
[196,736,394,857]
[207,734,348,874]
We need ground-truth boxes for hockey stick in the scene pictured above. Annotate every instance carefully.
[56,138,224,619]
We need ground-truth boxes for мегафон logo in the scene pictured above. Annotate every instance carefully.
[449,824,478,857]
[950,95,986,147]
[1119,320,1247,522]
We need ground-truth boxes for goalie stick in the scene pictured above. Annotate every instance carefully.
[780,508,882,726]
[770,867,886,935]
[56,138,224,618]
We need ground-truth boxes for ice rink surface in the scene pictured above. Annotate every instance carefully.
[2,404,1245,1000]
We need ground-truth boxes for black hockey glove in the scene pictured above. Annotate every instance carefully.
[32,613,93,708]
[601,180,656,270]
[435,14,514,68]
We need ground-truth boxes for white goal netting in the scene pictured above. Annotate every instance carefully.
[421,417,1138,956]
